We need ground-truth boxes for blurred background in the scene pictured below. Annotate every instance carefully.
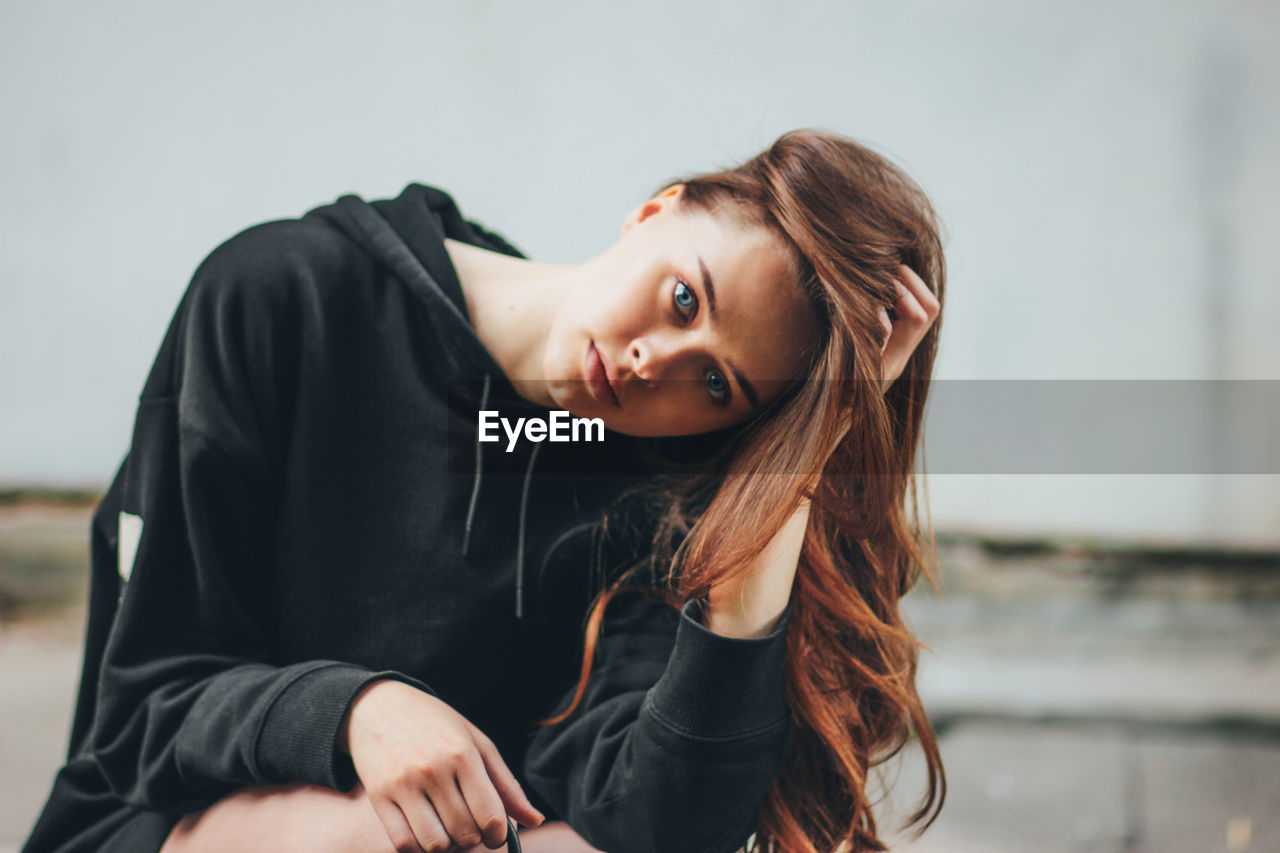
[2,1,1277,851]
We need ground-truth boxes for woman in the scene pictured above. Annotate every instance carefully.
[23,128,944,853]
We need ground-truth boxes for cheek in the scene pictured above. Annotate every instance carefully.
[590,286,654,348]
[610,256,666,319]
[556,279,614,340]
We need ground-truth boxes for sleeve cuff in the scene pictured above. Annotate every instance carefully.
[256,663,436,791]
[643,597,793,740]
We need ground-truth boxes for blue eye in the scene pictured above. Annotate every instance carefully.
[674,279,730,407]
[673,280,696,319]
[704,367,729,405]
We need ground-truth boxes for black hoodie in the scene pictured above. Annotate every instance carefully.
[21,184,795,853]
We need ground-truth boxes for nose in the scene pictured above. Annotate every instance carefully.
[629,331,696,386]
[629,339,659,385]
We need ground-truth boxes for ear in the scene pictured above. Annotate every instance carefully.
[620,183,686,237]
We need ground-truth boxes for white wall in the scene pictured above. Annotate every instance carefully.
[3,0,1277,544]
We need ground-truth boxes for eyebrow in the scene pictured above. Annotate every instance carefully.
[698,253,761,413]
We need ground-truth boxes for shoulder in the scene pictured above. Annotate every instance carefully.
[191,216,352,298]
[177,213,372,343]
[165,216,359,375]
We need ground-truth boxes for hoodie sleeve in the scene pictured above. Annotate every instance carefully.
[86,220,435,813]
[522,572,795,853]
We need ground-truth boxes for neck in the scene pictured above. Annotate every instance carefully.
[443,238,573,408]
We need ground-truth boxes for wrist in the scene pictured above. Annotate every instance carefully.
[339,678,390,756]
[337,712,353,755]
[702,595,786,639]
[703,608,782,639]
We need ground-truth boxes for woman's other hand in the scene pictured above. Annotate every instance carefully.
[829,263,938,459]
[879,264,940,393]
[339,679,545,852]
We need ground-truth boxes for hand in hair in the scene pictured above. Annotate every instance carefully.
[817,264,937,486]
[704,265,937,639]
[880,264,939,392]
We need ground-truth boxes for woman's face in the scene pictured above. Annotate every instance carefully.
[544,186,822,437]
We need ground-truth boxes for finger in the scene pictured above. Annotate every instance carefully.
[454,747,513,849]
[398,785,453,853]
[467,723,545,828]
[877,305,893,354]
[895,264,939,321]
[422,769,486,850]
[880,281,920,392]
[369,793,428,853]
[890,277,930,332]
[883,280,915,346]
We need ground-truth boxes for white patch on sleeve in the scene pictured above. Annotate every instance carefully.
[118,511,144,583]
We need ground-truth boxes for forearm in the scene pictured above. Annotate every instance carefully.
[705,498,810,639]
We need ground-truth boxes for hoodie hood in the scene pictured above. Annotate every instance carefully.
[305,183,557,620]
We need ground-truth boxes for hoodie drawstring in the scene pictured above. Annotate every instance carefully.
[515,440,541,620]
[459,373,491,560]
[458,372,539,620]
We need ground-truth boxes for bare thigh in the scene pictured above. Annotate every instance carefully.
[158,781,604,853]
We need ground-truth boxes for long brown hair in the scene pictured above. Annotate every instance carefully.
[538,128,947,852]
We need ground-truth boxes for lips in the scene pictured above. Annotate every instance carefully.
[585,341,620,407]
